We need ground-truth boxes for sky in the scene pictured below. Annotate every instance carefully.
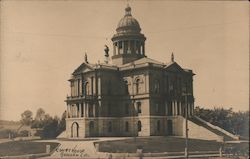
[0,0,249,121]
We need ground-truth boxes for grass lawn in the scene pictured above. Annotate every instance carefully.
[0,140,59,156]
[96,136,223,153]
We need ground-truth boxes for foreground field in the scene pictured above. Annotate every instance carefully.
[96,136,248,153]
[0,140,59,156]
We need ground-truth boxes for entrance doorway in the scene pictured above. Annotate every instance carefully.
[167,120,173,135]
[71,122,79,138]
[89,121,94,136]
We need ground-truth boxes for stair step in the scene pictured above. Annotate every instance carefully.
[189,117,234,141]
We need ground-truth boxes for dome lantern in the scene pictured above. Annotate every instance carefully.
[125,5,132,16]
[111,5,146,65]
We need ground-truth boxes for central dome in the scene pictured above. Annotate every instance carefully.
[116,5,141,33]
[111,5,146,65]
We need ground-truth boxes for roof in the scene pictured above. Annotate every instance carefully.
[71,57,194,77]
[116,5,141,33]
[120,57,165,67]
[72,62,118,75]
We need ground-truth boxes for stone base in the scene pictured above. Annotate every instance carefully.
[65,116,184,138]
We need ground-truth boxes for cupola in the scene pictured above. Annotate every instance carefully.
[111,5,146,65]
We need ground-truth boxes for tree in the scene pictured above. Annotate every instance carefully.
[35,108,45,121]
[40,115,60,139]
[31,108,46,128]
[57,111,66,135]
[20,110,33,126]
[194,106,249,138]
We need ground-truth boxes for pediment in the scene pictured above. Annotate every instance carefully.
[72,63,94,75]
[164,62,184,72]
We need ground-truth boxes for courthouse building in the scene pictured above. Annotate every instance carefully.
[65,5,195,138]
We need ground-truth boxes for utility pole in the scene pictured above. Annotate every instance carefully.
[133,100,136,143]
[182,92,191,159]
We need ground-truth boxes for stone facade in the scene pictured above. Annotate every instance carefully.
[65,5,195,138]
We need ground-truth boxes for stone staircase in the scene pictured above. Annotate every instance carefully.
[189,116,238,141]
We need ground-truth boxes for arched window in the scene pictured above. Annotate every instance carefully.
[125,121,129,132]
[89,104,94,117]
[155,103,159,113]
[167,120,173,135]
[137,120,142,132]
[89,121,94,136]
[125,103,129,115]
[135,78,140,94]
[72,105,77,118]
[107,80,111,95]
[84,82,90,95]
[70,81,74,96]
[108,121,112,132]
[71,122,79,138]
[157,120,161,132]
[154,79,160,93]
[108,103,112,116]
[118,41,123,54]
[136,102,141,114]
[124,80,129,94]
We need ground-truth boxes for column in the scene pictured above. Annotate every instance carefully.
[127,40,131,54]
[118,41,120,55]
[142,43,145,55]
[81,103,84,117]
[67,104,70,118]
[76,81,78,96]
[79,103,82,118]
[79,79,82,96]
[93,104,96,117]
[77,80,80,96]
[188,103,191,116]
[71,105,74,117]
[172,101,175,116]
[131,76,134,95]
[192,103,194,115]
[174,101,178,115]
[173,101,176,116]
[176,101,178,115]
[84,102,86,117]
[71,105,74,118]
[98,101,102,116]
[165,102,168,116]
[113,43,116,55]
[124,40,128,54]
[71,105,73,117]
[122,41,124,54]
[134,40,136,54]
[98,77,101,96]
[93,76,96,95]
[77,104,79,117]
[145,73,149,93]
[91,77,94,95]
[138,42,141,54]
[86,103,89,117]
[179,101,182,116]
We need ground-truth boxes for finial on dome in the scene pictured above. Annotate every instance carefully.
[171,52,174,62]
[125,4,131,16]
[84,52,89,63]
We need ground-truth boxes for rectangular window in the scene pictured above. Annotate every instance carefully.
[108,122,112,132]
[125,122,129,132]
[155,103,159,113]
[137,102,141,114]
[125,104,129,115]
